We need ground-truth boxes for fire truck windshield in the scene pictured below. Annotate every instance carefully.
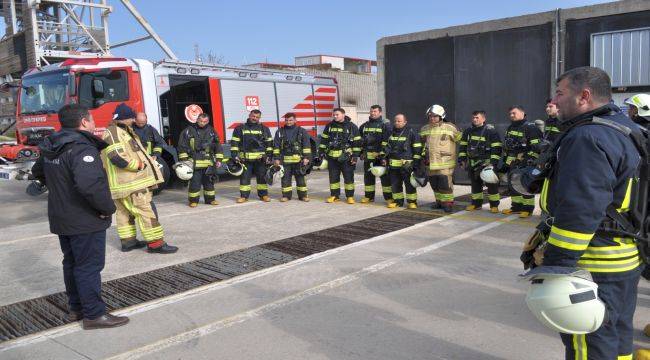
[20,71,69,115]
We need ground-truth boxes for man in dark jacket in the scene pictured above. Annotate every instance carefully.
[31,104,129,330]
[133,112,166,158]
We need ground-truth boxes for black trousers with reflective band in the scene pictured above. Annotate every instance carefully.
[240,160,268,198]
[188,168,215,203]
[363,160,391,200]
[468,168,500,207]
[281,163,307,200]
[560,271,639,360]
[328,157,355,198]
[389,168,416,205]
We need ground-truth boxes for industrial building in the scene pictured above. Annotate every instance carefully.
[377,0,650,133]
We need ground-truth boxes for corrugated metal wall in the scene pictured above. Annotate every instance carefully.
[591,27,650,87]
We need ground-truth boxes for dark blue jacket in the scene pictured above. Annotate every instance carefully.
[541,104,642,281]
[32,129,116,235]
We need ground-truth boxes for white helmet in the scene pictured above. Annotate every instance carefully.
[625,94,650,117]
[525,268,606,334]
[317,158,328,170]
[409,172,428,188]
[480,165,499,184]
[369,164,386,177]
[173,161,193,181]
[425,104,446,119]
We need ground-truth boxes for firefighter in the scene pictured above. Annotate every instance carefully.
[359,105,392,204]
[625,93,650,129]
[31,104,128,329]
[381,114,422,209]
[133,112,166,158]
[458,110,502,213]
[532,66,642,360]
[177,113,223,207]
[230,109,274,203]
[419,104,460,212]
[318,108,361,204]
[101,103,178,254]
[544,99,561,143]
[273,112,312,202]
[499,105,543,218]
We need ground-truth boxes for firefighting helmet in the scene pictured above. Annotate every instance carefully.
[524,267,606,334]
[409,172,428,188]
[298,161,311,176]
[313,157,328,170]
[625,94,650,118]
[265,165,285,186]
[480,165,499,184]
[173,161,193,181]
[425,104,446,119]
[225,159,245,176]
[369,163,386,177]
[509,166,545,196]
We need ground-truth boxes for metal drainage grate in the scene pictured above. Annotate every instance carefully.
[0,198,480,343]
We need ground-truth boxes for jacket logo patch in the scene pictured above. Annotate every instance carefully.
[83,155,95,163]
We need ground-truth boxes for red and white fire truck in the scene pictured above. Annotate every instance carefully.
[0,58,339,187]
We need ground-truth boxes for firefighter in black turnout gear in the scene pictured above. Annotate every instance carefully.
[359,105,392,204]
[458,110,502,212]
[381,114,422,209]
[273,113,312,201]
[230,109,274,203]
[319,108,361,204]
[177,113,223,207]
[544,99,561,143]
[133,112,166,158]
[520,67,644,360]
[499,105,543,218]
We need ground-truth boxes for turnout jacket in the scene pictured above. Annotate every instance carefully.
[318,117,362,159]
[230,120,273,161]
[177,124,224,169]
[359,116,391,161]
[541,105,642,280]
[458,124,502,168]
[133,124,165,156]
[32,129,116,235]
[544,116,561,143]
[101,122,164,199]
[381,125,422,168]
[420,121,461,174]
[273,125,312,164]
[503,119,543,166]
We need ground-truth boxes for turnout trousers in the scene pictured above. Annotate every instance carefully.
[428,172,454,205]
[389,168,417,206]
[114,189,164,246]
[281,163,308,200]
[560,272,640,360]
[468,167,500,208]
[240,160,268,199]
[363,160,391,201]
[327,157,355,198]
[188,168,215,204]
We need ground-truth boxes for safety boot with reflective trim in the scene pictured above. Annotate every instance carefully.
[465,205,480,211]
[209,200,219,206]
[490,207,499,214]
[236,197,248,204]
[260,195,271,202]
[189,202,198,208]
[280,197,289,202]
[518,211,531,218]
[407,203,417,209]
[326,196,340,203]
[360,197,373,204]
[387,202,399,209]
[346,197,355,204]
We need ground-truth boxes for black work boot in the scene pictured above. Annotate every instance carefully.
[82,313,129,330]
[121,239,147,252]
[147,242,179,254]
[431,201,442,209]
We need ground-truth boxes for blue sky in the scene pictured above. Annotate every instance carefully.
[6,0,613,66]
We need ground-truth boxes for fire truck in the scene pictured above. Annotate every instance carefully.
[0,57,339,189]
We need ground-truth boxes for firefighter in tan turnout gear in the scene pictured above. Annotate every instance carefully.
[101,104,178,254]
[419,104,460,212]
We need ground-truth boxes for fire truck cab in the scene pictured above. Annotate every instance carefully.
[1,57,339,189]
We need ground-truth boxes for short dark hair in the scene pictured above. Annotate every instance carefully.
[197,113,210,120]
[58,104,90,129]
[472,110,486,117]
[284,112,296,119]
[250,109,262,115]
[508,105,525,113]
[556,66,612,103]
[333,107,345,114]
[370,105,382,112]
[545,98,553,105]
